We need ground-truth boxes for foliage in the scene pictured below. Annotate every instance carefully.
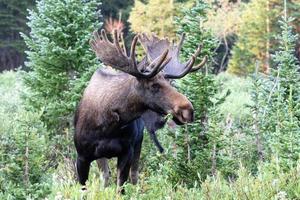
[205,0,245,72]
[249,16,300,168]
[22,0,102,135]
[228,0,300,75]
[0,71,51,199]
[216,72,252,120]
[155,0,220,186]
[48,158,300,200]
[129,0,177,38]
[228,0,279,75]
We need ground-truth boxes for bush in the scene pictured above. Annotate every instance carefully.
[46,157,300,200]
[0,71,51,199]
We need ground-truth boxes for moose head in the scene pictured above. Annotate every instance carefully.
[89,29,205,125]
[137,33,207,125]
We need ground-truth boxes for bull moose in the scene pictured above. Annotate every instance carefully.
[95,33,208,187]
[74,29,206,192]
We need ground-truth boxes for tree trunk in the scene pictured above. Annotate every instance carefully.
[264,0,270,74]
[23,132,29,189]
[211,143,217,176]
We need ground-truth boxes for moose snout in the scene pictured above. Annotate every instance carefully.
[172,102,194,124]
[182,108,194,123]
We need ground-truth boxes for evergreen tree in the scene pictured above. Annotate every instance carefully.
[0,72,50,199]
[22,0,102,136]
[266,15,300,167]
[249,14,300,169]
[163,0,223,186]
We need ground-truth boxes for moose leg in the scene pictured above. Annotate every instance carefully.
[76,156,91,187]
[117,148,133,193]
[130,137,143,185]
[96,158,111,187]
[149,130,164,153]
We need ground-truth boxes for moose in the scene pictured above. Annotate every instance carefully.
[95,33,208,187]
[74,29,206,192]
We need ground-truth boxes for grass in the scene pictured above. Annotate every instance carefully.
[47,159,300,200]
[216,72,252,121]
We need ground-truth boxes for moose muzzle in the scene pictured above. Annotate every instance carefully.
[171,102,194,125]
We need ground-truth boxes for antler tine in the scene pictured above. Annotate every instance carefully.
[113,29,124,55]
[140,49,170,78]
[164,56,195,79]
[193,44,203,58]
[190,55,208,72]
[101,29,109,42]
[176,33,186,56]
[187,44,207,72]
[90,30,100,49]
[129,35,138,68]
[120,32,128,56]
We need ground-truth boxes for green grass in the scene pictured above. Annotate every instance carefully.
[216,72,252,121]
[47,159,300,200]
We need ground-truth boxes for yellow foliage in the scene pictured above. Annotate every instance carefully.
[129,0,176,38]
[205,0,244,38]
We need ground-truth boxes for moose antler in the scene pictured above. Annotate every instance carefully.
[138,33,207,79]
[90,29,171,78]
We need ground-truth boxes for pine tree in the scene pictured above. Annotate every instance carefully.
[267,15,300,167]
[22,0,102,134]
[249,13,300,169]
[163,0,223,186]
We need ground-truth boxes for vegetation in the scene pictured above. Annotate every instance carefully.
[0,0,300,199]
[0,71,51,199]
[22,0,102,133]
[228,0,300,75]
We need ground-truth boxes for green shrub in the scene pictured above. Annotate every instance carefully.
[0,71,51,199]
[46,157,300,200]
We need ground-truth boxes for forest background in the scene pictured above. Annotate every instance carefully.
[0,0,300,199]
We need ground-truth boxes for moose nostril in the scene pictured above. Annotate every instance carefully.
[181,109,194,123]
[190,109,194,122]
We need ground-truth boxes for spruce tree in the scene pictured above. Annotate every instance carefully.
[164,0,221,186]
[249,14,300,169]
[266,15,300,167]
[22,0,102,135]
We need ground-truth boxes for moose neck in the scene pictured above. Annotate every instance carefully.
[113,76,146,124]
[80,70,148,134]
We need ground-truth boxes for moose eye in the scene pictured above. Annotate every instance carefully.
[151,83,161,92]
